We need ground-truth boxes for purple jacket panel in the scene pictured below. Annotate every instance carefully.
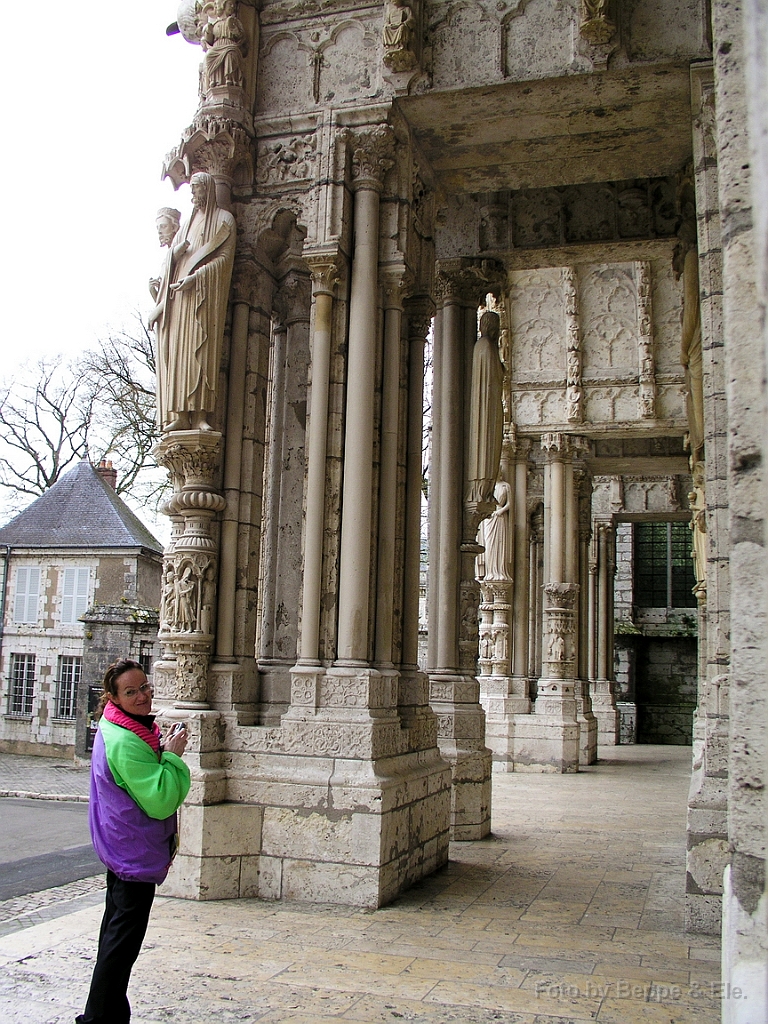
[89,729,177,885]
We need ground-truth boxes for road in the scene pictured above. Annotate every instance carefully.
[0,798,102,900]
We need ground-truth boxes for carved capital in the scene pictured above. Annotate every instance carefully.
[154,432,222,493]
[164,117,254,192]
[381,266,412,309]
[435,257,506,306]
[346,126,395,192]
[405,295,436,340]
[273,269,312,327]
[305,253,344,297]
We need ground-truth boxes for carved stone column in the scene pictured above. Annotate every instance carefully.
[155,432,226,708]
[570,461,597,766]
[296,255,341,667]
[259,268,312,723]
[336,126,394,664]
[513,434,579,772]
[592,519,620,744]
[636,261,657,419]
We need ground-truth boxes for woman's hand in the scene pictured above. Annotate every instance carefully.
[164,726,188,757]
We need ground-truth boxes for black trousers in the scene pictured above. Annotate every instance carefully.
[76,870,156,1024]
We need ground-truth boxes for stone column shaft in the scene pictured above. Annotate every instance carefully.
[299,265,338,664]
[375,281,404,666]
[217,299,249,660]
[337,184,381,662]
[402,304,431,670]
[512,452,529,683]
[427,308,443,672]
[435,298,463,672]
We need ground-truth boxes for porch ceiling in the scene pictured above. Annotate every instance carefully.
[396,62,694,195]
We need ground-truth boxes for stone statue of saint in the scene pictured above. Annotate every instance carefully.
[201,0,248,92]
[382,0,417,72]
[481,479,513,581]
[688,462,707,594]
[466,311,504,505]
[150,171,236,432]
[149,208,181,303]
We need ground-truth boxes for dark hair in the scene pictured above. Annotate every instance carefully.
[97,659,145,715]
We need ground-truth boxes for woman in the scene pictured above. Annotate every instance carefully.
[76,660,190,1024]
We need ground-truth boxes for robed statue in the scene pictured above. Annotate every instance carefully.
[150,171,236,432]
[466,311,504,505]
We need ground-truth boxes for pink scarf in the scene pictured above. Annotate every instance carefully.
[103,700,162,755]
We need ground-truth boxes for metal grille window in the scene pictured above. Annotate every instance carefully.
[55,656,81,719]
[634,522,697,608]
[8,654,35,715]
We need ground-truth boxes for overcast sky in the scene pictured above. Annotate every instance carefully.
[2,2,202,372]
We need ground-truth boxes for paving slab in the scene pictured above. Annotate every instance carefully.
[0,744,722,1024]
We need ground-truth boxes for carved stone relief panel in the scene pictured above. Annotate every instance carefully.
[256,35,314,114]
[503,0,575,82]
[580,264,637,376]
[508,269,565,377]
[651,256,686,374]
[257,15,380,115]
[427,1,527,88]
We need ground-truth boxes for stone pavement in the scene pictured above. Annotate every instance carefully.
[0,752,90,802]
[0,745,723,1024]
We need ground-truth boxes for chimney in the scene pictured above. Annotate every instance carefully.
[96,459,118,490]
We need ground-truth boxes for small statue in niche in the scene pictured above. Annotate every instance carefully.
[382,0,417,72]
[466,311,505,505]
[150,171,236,432]
[176,565,198,632]
[481,479,513,581]
[200,0,248,92]
[159,566,178,632]
[548,634,566,662]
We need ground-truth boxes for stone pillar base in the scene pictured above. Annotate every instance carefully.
[479,674,531,771]
[592,678,620,747]
[685,764,728,934]
[429,673,492,840]
[575,679,598,765]
[509,679,580,772]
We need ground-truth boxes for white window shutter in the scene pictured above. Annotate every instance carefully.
[14,567,40,624]
[75,568,90,620]
[62,567,75,624]
[14,567,28,623]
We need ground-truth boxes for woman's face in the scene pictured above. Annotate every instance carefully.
[112,668,153,716]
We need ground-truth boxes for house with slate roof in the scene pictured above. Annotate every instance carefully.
[0,459,163,757]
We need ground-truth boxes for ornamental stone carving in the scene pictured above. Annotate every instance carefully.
[689,461,707,600]
[155,431,225,707]
[200,0,248,94]
[257,134,317,186]
[636,262,656,419]
[579,0,616,45]
[563,266,583,424]
[150,171,236,433]
[382,0,417,72]
[347,126,396,191]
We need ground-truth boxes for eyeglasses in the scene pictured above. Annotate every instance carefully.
[121,682,153,699]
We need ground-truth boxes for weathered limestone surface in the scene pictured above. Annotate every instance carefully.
[141,5,767,1006]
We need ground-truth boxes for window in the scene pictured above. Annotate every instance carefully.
[61,567,90,625]
[55,656,81,718]
[634,522,697,608]
[13,567,40,624]
[138,643,153,678]
[8,654,35,715]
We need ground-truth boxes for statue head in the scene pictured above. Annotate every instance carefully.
[190,171,215,210]
[479,310,500,344]
[156,208,181,247]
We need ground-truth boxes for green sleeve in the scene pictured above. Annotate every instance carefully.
[102,719,191,820]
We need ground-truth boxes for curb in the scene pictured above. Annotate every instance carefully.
[0,790,88,803]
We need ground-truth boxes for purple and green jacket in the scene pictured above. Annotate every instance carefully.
[89,704,191,885]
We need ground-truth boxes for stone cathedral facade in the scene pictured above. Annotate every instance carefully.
[150,0,767,1015]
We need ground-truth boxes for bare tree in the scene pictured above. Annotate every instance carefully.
[0,356,97,513]
[0,315,168,520]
